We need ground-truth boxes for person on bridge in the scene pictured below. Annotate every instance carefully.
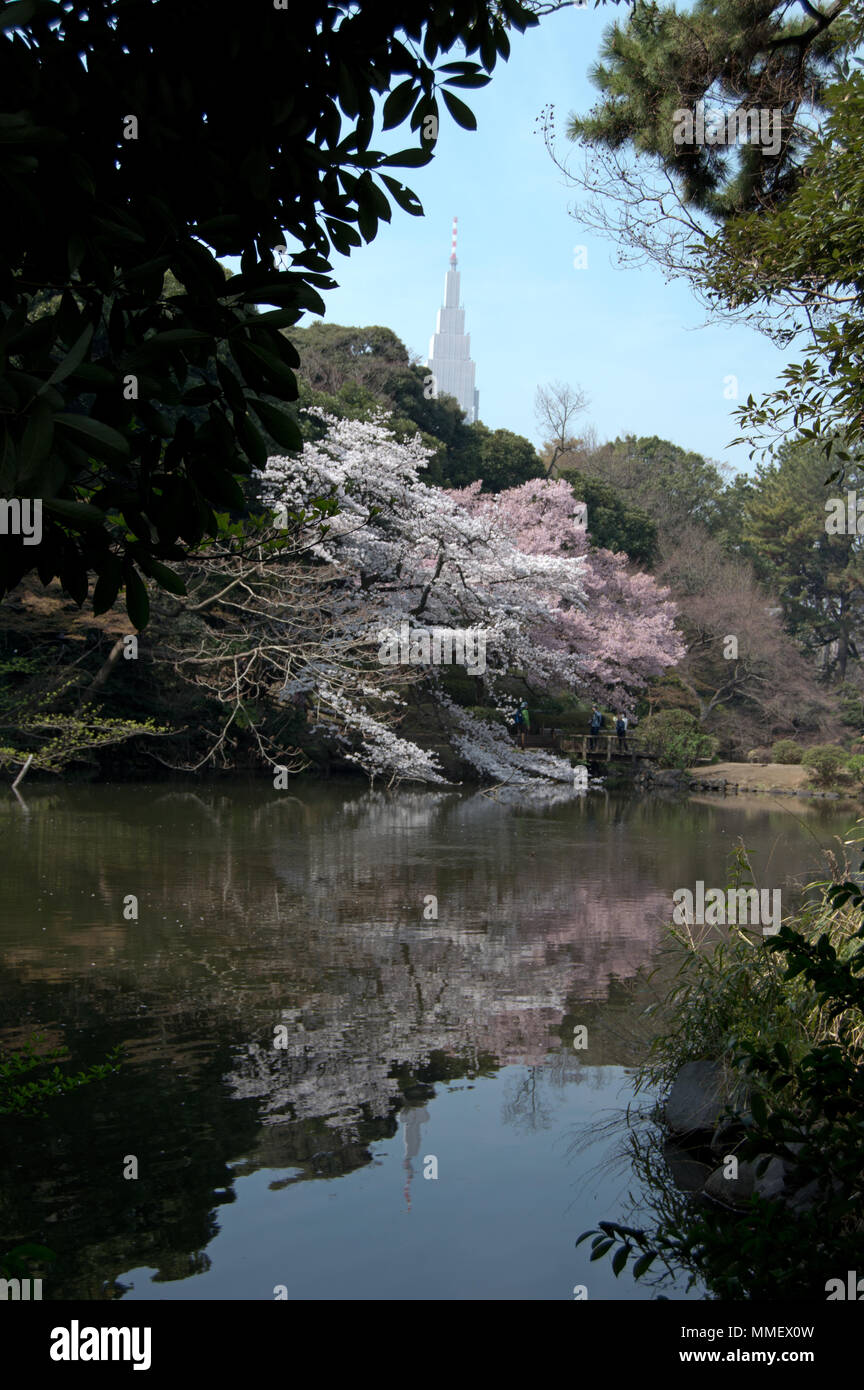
[589,705,603,751]
[616,713,628,752]
[513,700,530,750]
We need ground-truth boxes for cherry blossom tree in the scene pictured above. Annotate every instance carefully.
[450,478,684,696]
[244,414,684,785]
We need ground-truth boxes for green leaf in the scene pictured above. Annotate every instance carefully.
[632,1251,656,1279]
[66,363,115,388]
[139,329,212,348]
[441,89,478,131]
[589,1239,614,1260]
[250,399,303,452]
[441,73,490,89]
[193,213,244,241]
[216,361,247,416]
[437,61,481,75]
[38,323,95,393]
[202,469,246,511]
[122,254,172,285]
[337,61,359,118]
[611,1244,630,1277]
[60,551,88,606]
[235,282,299,307]
[92,555,123,615]
[356,201,378,243]
[274,334,301,367]
[124,565,150,630]
[15,399,55,488]
[324,219,363,254]
[182,383,220,406]
[380,147,434,168]
[254,307,302,330]
[147,559,187,596]
[42,498,106,526]
[379,174,423,217]
[242,343,297,393]
[54,414,130,462]
[5,1243,55,1263]
[382,80,418,131]
[235,411,268,470]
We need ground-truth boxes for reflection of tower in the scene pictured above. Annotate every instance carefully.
[427,216,479,423]
[401,1105,429,1212]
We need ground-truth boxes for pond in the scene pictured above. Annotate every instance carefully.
[0,780,857,1300]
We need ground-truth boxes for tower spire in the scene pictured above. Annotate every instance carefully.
[427,216,478,423]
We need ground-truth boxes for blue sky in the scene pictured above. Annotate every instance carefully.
[276,5,792,474]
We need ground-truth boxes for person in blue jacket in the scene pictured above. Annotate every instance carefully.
[589,705,603,751]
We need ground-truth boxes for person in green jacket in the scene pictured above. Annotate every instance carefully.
[513,700,530,750]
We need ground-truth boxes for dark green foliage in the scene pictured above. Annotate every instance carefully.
[838,681,864,732]
[739,437,864,677]
[569,0,854,219]
[444,421,545,491]
[0,1033,122,1116]
[583,435,728,532]
[638,708,717,769]
[559,469,657,562]
[728,72,864,460]
[0,646,170,775]
[0,0,537,621]
[801,744,849,788]
[289,320,545,490]
[0,1243,56,1282]
[566,2,864,461]
[771,738,803,764]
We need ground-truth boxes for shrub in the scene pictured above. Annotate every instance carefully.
[838,682,864,731]
[746,747,771,763]
[638,708,718,770]
[845,753,864,789]
[771,739,803,764]
[577,841,864,1298]
[801,744,850,788]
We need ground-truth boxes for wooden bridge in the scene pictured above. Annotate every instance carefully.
[522,730,652,763]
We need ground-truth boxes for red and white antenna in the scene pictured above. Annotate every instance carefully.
[449,215,458,266]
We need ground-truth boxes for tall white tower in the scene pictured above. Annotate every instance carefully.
[427,216,479,423]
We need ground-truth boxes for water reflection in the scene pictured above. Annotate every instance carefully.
[0,781,854,1299]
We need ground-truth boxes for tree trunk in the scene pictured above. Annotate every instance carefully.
[86,637,126,695]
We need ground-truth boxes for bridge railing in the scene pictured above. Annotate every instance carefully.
[525,730,647,758]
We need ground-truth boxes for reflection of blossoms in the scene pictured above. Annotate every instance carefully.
[256,415,682,787]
